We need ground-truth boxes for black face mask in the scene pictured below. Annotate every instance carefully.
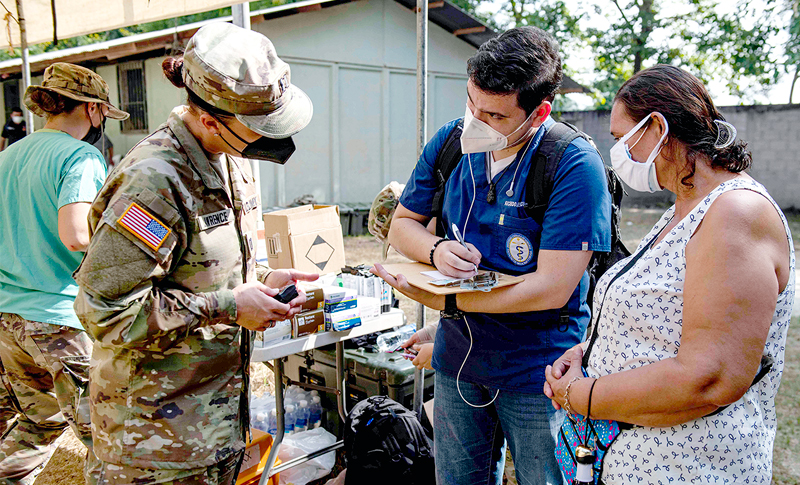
[214,116,296,164]
[81,104,106,146]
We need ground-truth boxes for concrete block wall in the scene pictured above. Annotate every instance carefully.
[557,104,800,209]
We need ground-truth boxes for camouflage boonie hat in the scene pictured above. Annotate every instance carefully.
[183,22,313,139]
[24,62,129,120]
[368,181,405,260]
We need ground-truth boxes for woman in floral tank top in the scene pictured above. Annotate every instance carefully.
[545,65,794,484]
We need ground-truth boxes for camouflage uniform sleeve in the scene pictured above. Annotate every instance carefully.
[73,165,237,351]
[256,263,273,285]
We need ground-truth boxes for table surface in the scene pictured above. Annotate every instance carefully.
[251,308,406,362]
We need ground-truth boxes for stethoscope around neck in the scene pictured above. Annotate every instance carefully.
[481,133,536,204]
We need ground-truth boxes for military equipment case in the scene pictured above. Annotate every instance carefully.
[284,346,435,435]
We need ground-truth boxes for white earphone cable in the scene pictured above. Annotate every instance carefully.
[455,154,500,408]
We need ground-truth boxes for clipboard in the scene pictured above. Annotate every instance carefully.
[380,262,524,295]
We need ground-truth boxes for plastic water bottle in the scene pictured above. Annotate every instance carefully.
[309,396,323,429]
[295,400,310,433]
[267,409,278,436]
[376,324,417,353]
[253,412,267,432]
[284,405,296,436]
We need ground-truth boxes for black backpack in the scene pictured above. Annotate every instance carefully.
[430,119,630,319]
[343,396,435,485]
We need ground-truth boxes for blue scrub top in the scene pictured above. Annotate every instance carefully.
[400,117,611,392]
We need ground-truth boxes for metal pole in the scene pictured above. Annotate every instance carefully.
[335,341,348,421]
[413,0,428,418]
[260,357,284,484]
[16,0,34,131]
[231,3,251,30]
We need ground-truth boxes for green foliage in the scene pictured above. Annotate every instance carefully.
[584,0,782,108]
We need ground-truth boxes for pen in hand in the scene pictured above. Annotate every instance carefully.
[451,223,479,274]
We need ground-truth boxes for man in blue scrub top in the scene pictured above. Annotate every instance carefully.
[373,27,611,485]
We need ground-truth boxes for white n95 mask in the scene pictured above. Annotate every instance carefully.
[609,112,669,193]
[460,105,536,154]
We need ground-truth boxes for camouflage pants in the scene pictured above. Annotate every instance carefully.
[85,450,245,485]
[0,313,93,483]
[0,361,18,439]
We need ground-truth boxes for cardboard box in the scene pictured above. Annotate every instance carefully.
[357,296,381,322]
[236,428,279,485]
[322,286,357,305]
[324,298,357,313]
[298,283,325,312]
[258,319,291,347]
[263,205,345,275]
[325,308,362,331]
[292,308,325,338]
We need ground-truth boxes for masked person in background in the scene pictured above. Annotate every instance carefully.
[0,108,27,151]
[74,23,317,484]
[372,27,611,485]
[0,63,128,484]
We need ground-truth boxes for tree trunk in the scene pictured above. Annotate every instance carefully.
[633,0,655,74]
[790,65,799,104]
[509,0,525,26]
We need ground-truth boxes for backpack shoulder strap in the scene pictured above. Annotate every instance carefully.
[525,122,596,330]
[525,122,585,224]
[431,119,464,237]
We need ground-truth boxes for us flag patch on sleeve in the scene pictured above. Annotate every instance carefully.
[118,202,171,251]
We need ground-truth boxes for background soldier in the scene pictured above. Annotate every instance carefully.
[0,63,128,484]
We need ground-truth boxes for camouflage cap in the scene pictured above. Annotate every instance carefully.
[368,181,405,260]
[24,62,129,120]
[183,22,313,139]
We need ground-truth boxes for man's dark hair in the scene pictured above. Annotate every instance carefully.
[10,108,21,114]
[467,27,562,116]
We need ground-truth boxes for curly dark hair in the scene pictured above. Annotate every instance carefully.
[614,64,751,188]
[467,26,562,116]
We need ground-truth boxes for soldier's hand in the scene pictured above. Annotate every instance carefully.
[266,269,319,309]
[233,282,291,331]
[265,269,320,289]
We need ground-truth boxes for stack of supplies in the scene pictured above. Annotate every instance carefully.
[323,286,361,331]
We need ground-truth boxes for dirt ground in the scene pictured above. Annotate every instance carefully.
[31,206,800,485]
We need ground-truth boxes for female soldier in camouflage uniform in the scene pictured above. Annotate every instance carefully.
[0,63,128,484]
[74,23,316,484]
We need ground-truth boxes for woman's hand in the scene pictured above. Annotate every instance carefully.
[233,282,292,331]
[544,344,585,411]
[409,343,434,370]
[400,325,437,350]
[371,263,445,310]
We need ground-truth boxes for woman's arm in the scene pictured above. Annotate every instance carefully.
[547,189,790,426]
[57,202,92,251]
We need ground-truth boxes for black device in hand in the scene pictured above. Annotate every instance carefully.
[275,284,299,304]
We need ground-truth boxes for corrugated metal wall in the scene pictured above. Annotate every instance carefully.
[257,62,466,206]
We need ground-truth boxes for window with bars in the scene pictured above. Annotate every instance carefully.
[117,61,148,133]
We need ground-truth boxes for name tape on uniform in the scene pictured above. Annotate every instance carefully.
[242,195,258,214]
[118,203,171,251]
[198,209,233,231]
